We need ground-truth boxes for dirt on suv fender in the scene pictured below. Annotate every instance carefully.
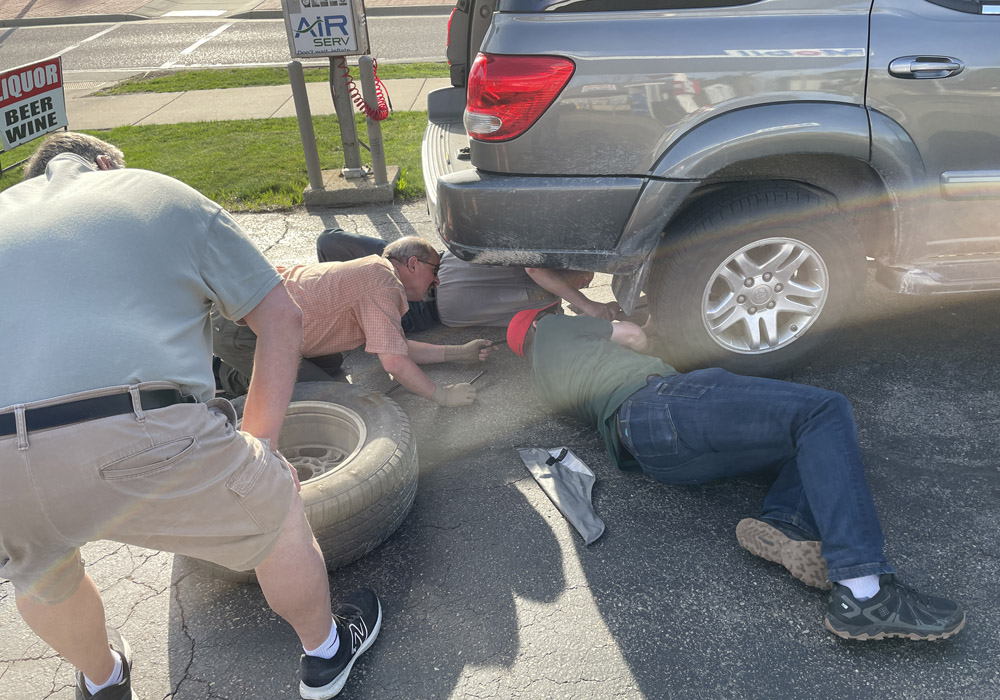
[422,0,1000,375]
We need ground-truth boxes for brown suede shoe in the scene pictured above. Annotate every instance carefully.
[736,517,830,590]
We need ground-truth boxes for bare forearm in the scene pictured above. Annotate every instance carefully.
[525,267,587,305]
[525,267,615,320]
[610,320,651,354]
[379,353,437,398]
[241,332,300,443]
[239,287,303,444]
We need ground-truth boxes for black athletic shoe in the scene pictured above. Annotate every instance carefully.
[299,588,382,700]
[75,627,137,700]
[825,574,965,641]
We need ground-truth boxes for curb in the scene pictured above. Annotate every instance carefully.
[0,4,451,27]
[0,13,140,27]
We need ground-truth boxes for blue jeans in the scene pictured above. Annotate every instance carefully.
[616,369,893,581]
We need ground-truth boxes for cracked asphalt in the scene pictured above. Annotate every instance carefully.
[3,199,1000,699]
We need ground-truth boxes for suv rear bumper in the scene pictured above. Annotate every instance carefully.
[436,168,648,271]
[422,89,699,273]
[433,169,699,273]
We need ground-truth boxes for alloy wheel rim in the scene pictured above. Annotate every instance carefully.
[275,401,367,483]
[701,236,829,354]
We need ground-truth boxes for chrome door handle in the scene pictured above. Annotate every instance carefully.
[889,55,965,79]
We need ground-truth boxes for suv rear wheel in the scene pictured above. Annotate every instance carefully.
[646,182,865,376]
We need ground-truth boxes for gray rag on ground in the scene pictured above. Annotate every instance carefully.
[517,447,605,545]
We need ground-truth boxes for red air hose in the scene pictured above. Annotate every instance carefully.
[336,56,390,121]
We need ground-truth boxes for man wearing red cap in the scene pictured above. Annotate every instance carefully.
[507,307,965,642]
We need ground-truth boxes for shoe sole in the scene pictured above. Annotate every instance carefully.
[299,602,383,700]
[824,612,966,641]
[736,518,830,590]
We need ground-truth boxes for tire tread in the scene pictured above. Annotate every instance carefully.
[189,382,418,582]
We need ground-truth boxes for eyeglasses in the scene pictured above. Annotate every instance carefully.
[416,258,441,275]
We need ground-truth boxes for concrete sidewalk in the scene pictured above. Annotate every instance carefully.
[0,0,452,26]
[64,75,449,129]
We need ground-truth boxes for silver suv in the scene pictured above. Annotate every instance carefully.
[422,0,1000,375]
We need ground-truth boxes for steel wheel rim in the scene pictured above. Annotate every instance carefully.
[275,401,367,484]
[701,236,829,354]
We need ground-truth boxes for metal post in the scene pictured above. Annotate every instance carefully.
[287,60,324,191]
[358,55,388,186]
[329,57,365,178]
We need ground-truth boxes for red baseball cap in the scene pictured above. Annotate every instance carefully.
[506,302,559,357]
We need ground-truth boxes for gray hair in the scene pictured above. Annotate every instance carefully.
[22,132,125,180]
[382,236,438,263]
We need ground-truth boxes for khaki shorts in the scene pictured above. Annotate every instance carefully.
[0,382,295,604]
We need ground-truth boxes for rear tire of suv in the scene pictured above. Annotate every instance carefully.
[646,182,865,377]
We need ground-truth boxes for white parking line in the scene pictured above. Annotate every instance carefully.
[159,22,234,69]
[45,23,123,61]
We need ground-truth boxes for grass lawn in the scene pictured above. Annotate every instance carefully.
[96,62,450,95]
[0,110,427,211]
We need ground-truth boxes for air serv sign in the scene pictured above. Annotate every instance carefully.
[1,58,67,152]
[282,0,370,58]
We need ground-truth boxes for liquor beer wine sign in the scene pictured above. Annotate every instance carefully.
[1,57,67,152]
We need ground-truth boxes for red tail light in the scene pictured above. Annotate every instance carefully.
[464,53,576,142]
[446,8,456,63]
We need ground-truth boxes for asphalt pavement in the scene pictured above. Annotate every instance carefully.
[3,3,1000,699]
[4,209,1000,700]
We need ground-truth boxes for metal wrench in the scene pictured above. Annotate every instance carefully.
[386,368,488,396]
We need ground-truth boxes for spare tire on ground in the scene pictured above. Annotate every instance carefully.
[190,381,418,583]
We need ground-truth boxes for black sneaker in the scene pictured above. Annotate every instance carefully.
[825,574,966,641]
[299,588,382,700]
[75,627,137,700]
[736,518,830,590]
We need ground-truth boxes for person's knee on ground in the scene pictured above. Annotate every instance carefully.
[304,353,345,376]
[215,357,253,396]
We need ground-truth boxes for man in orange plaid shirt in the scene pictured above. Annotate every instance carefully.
[214,237,492,407]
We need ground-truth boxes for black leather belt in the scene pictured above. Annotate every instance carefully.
[0,389,196,437]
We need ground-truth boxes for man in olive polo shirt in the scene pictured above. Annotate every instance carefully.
[507,307,965,642]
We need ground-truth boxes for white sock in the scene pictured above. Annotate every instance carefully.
[303,617,340,659]
[84,649,123,694]
[838,575,881,601]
